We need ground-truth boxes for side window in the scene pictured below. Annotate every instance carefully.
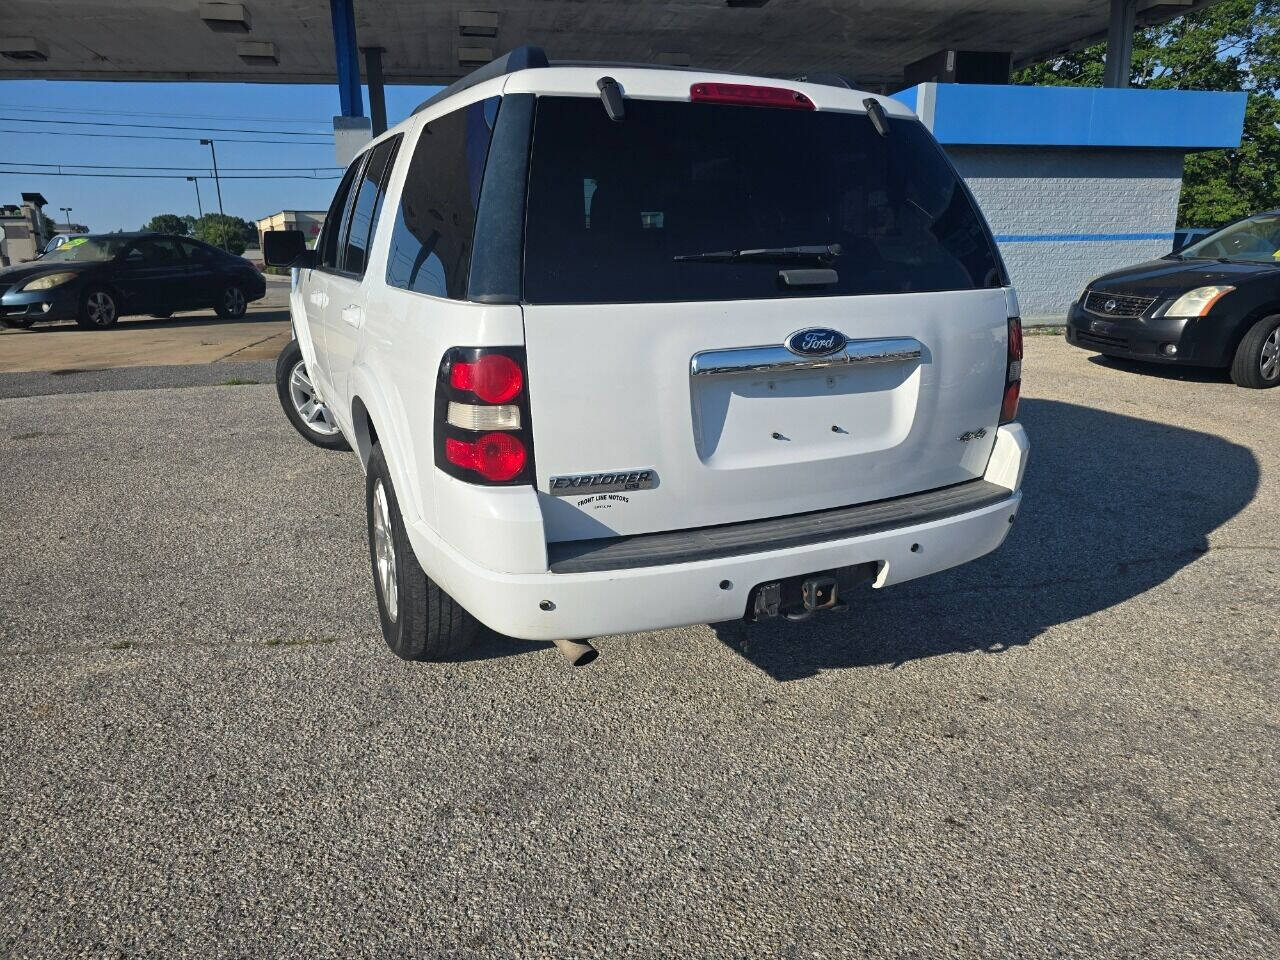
[385,97,498,299]
[180,240,213,263]
[127,238,183,263]
[341,135,402,276]
[318,158,364,270]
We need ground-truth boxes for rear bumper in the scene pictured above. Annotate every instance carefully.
[1065,300,1232,367]
[407,423,1030,642]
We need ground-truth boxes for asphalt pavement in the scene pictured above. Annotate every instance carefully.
[1,337,1277,958]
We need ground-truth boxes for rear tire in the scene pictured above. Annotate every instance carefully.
[367,444,479,661]
[274,340,350,450]
[214,283,248,319]
[77,286,119,329]
[1229,314,1280,389]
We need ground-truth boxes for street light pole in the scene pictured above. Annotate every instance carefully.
[186,177,203,218]
[199,138,224,215]
[59,206,72,227]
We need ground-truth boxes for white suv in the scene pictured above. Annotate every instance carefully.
[264,47,1030,667]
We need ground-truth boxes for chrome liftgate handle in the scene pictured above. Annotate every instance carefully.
[690,337,924,377]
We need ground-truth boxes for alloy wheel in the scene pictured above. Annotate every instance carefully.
[287,360,341,437]
[86,291,116,326]
[372,480,398,621]
[224,286,246,315]
[1261,327,1280,381]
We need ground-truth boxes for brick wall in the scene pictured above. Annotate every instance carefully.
[948,147,1185,323]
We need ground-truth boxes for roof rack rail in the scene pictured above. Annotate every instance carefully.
[549,58,741,77]
[412,45,549,115]
[411,48,859,116]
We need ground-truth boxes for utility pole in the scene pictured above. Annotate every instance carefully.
[199,138,224,215]
[59,206,72,227]
[186,177,203,218]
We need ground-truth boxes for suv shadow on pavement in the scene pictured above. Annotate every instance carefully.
[712,397,1260,681]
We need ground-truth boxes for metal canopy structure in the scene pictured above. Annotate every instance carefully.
[0,0,1220,89]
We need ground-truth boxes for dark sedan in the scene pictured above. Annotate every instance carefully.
[0,232,266,330]
[1066,211,1280,388]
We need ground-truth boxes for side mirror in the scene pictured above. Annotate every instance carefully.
[263,229,315,269]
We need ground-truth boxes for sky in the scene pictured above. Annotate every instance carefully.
[0,79,442,232]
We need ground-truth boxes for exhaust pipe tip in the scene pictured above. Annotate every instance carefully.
[551,637,599,668]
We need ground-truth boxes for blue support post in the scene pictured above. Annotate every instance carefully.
[329,0,364,118]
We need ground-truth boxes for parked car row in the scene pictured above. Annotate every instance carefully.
[0,232,266,330]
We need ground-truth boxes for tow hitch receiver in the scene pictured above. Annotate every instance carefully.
[792,575,842,621]
[746,563,876,623]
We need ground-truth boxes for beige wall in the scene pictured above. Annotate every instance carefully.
[0,202,48,266]
[256,211,325,250]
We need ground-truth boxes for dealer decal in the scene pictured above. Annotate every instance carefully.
[576,494,631,511]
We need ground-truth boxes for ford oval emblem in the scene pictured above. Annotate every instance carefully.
[784,327,847,358]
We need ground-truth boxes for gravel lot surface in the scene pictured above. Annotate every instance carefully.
[1,338,1277,958]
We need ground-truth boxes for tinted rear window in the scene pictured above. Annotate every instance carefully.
[523,97,1003,304]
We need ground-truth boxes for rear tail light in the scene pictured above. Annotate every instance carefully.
[690,82,815,110]
[445,433,527,482]
[449,352,523,404]
[446,401,520,431]
[436,346,535,485]
[1000,317,1022,424]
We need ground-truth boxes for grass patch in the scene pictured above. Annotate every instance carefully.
[12,431,42,441]
[107,640,133,650]
[218,377,260,386]
[1025,325,1066,337]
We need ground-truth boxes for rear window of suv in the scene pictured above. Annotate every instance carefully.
[522,97,1003,304]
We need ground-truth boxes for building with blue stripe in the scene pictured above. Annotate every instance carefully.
[893,83,1248,323]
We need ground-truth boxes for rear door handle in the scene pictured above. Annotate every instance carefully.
[341,304,363,327]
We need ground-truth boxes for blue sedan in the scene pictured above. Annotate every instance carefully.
[0,232,266,330]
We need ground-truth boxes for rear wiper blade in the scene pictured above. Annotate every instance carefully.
[674,243,842,264]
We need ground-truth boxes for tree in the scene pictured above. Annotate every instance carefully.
[1015,0,1280,227]
[191,213,256,255]
[143,213,189,235]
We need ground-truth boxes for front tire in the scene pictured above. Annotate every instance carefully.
[274,340,350,450]
[214,283,248,319]
[1230,314,1280,388]
[367,444,479,661]
[77,287,119,329]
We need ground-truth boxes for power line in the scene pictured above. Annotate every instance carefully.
[0,115,331,136]
[0,170,341,180]
[0,103,332,125]
[1,161,342,172]
[0,127,331,145]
